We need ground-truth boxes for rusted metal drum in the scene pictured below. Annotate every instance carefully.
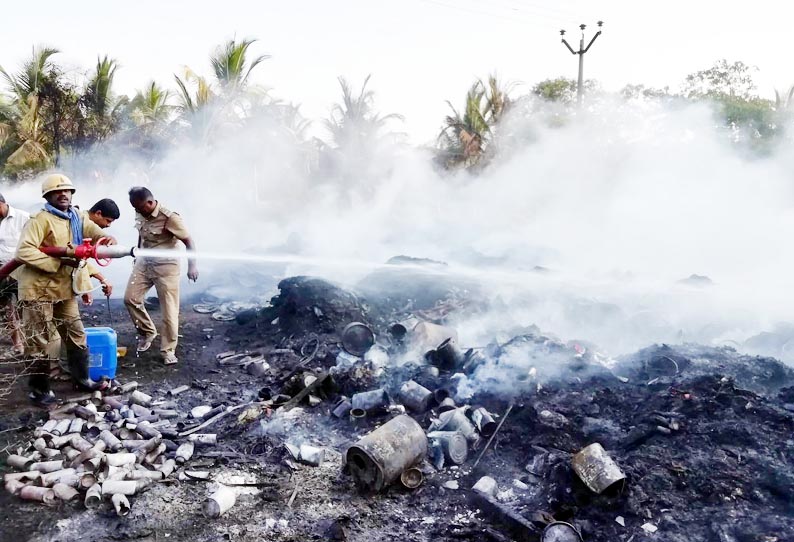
[346,415,427,492]
[571,442,626,494]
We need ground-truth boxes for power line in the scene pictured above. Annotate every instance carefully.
[479,0,580,23]
[415,0,562,30]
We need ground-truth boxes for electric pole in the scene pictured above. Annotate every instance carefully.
[560,21,603,106]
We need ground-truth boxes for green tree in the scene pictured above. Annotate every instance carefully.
[683,59,757,100]
[323,75,403,150]
[0,46,63,175]
[437,75,513,169]
[79,56,127,144]
[683,60,775,143]
[210,38,269,92]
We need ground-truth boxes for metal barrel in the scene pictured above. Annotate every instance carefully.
[346,415,427,492]
[434,338,465,370]
[398,380,433,412]
[571,442,626,494]
[351,388,388,413]
[427,431,468,465]
[471,407,497,437]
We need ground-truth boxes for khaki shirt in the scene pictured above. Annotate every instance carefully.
[135,202,190,266]
[15,209,105,301]
[74,260,100,295]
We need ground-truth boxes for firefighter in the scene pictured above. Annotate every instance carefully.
[124,186,198,365]
[15,174,115,406]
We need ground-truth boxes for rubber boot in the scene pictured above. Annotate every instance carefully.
[28,357,57,407]
[67,345,108,392]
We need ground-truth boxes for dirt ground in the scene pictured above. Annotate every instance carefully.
[2,276,794,542]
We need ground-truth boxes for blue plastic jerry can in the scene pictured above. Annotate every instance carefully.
[85,327,118,380]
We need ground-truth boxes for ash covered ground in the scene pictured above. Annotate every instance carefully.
[1,263,793,542]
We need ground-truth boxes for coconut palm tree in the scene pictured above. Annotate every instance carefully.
[80,55,126,141]
[323,75,403,149]
[438,81,490,168]
[0,46,61,174]
[210,38,269,91]
[437,75,515,169]
[130,82,173,133]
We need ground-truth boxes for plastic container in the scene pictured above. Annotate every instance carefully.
[85,327,118,380]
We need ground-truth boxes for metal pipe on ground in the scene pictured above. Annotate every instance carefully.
[4,479,26,495]
[19,486,57,505]
[203,485,236,518]
[85,483,103,508]
[112,493,131,517]
[101,480,139,496]
[5,455,33,470]
[129,390,152,407]
[52,483,80,503]
[175,442,194,464]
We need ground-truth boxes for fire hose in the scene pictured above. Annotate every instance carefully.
[0,237,136,284]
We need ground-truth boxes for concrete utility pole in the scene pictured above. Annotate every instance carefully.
[560,21,603,106]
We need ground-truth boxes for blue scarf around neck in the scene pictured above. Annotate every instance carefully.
[44,203,83,246]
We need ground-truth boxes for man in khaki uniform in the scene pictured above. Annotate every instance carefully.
[16,174,114,406]
[124,187,198,365]
[74,199,120,305]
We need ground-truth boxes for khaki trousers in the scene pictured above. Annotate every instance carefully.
[124,261,180,355]
[21,298,86,392]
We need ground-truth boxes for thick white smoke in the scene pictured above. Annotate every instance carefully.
[2,96,793,362]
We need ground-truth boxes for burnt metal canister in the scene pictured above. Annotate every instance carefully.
[427,430,468,465]
[571,443,626,494]
[432,407,478,442]
[437,397,457,413]
[399,380,433,412]
[346,415,427,492]
[400,467,424,489]
[341,322,375,356]
[332,399,352,418]
[389,316,421,341]
[542,522,583,542]
[471,407,497,437]
[434,338,465,370]
[351,388,388,413]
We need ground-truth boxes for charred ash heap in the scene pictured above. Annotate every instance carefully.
[3,260,794,542]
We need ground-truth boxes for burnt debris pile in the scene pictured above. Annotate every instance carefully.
[4,273,794,541]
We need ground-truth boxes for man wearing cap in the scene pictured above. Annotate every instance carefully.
[124,186,198,365]
[0,192,30,355]
[15,174,115,406]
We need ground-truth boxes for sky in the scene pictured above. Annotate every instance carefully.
[1,0,791,143]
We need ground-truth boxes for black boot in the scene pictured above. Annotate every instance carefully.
[28,358,57,407]
[67,345,109,392]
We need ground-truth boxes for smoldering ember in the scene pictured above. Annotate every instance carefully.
[0,260,793,542]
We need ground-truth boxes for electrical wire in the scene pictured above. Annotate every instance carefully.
[414,0,562,30]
